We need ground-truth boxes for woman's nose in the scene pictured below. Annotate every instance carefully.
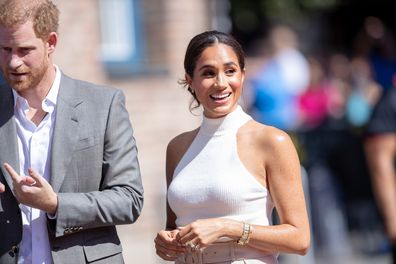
[215,74,226,88]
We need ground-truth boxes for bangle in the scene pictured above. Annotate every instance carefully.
[237,222,252,245]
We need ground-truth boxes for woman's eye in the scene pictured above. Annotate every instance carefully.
[202,71,215,77]
[225,69,236,75]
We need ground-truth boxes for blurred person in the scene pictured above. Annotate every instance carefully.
[343,56,385,254]
[297,54,354,261]
[353,16,396,91]
[365,87,396,263]
[266,24,309,95]
[313,52,383,257]
[298,57,329,129]
[346,56,382,128]
[154,30,310,263]
[0,1,143,263]
[327,52,351,122]
[248,24,309,131]
[298,56,344,129]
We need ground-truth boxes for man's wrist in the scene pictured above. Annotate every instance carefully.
[46,193,59,216]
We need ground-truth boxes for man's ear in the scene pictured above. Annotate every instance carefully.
[47,32,58,55]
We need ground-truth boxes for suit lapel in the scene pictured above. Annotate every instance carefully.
[0,85,19,194]
[50,74,83,192]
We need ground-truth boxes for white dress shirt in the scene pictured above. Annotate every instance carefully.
[13,66,61,264]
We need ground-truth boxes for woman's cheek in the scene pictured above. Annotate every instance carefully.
[229,77,243,89]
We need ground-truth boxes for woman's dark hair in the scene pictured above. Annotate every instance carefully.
[181,30,245,110]
[184,30,245,77]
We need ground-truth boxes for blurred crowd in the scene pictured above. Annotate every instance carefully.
[243,17,396,262]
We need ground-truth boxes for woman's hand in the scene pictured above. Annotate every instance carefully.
[177,218,240,250]
[155,229,186,261]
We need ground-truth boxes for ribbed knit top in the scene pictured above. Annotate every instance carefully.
[168,105,274,228]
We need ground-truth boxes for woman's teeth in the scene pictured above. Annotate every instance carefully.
[211,93,231,100]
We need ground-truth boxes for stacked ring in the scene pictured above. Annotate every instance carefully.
[187,241,199,251]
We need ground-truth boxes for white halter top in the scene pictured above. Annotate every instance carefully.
[168,106,274,227]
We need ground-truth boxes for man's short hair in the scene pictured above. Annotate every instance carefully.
[0,0,59,39]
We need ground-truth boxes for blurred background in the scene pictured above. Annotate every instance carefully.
[10,0,396,263]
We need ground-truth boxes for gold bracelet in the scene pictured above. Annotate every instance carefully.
[237,222,252,245]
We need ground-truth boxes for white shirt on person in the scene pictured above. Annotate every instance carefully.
[13,65,61,264]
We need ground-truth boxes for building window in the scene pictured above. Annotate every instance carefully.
[98,0,145,77]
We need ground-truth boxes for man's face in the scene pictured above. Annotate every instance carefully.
[0,20,50,93]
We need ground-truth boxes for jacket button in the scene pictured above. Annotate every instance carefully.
[8,246,19,257]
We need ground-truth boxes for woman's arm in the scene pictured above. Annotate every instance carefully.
[155,131,198,260]
[246,128,310,255]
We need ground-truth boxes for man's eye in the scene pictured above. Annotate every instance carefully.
[1,47,11,53]
[20,48,32,53]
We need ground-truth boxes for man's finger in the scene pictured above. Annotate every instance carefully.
[27,168,41,186]
[0,182,5,193]
[3,163,22,183]
[23,176,37,186]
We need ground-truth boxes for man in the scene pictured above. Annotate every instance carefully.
[0,1,144,263]
[365,87,396,263]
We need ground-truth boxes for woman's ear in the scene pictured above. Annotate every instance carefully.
[185,73,193,87]
[241,68,246,84]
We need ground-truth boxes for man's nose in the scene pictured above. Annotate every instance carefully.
[8,54,23,69]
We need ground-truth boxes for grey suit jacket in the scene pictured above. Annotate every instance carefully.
[0,73,144,263]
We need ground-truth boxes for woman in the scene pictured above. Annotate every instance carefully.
[155,30,310,263]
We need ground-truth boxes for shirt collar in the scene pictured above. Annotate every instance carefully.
[13,64,61,114]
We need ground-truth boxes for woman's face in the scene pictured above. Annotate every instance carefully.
[186,43,245,119]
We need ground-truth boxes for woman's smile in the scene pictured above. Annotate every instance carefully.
[210,92,232,102]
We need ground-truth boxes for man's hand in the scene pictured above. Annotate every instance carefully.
[3,163,58,214]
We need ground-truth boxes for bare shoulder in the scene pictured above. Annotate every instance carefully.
[166,128,200,180]
[237,120,299,187]
[167,128,199,157]
[241,120,294,150]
